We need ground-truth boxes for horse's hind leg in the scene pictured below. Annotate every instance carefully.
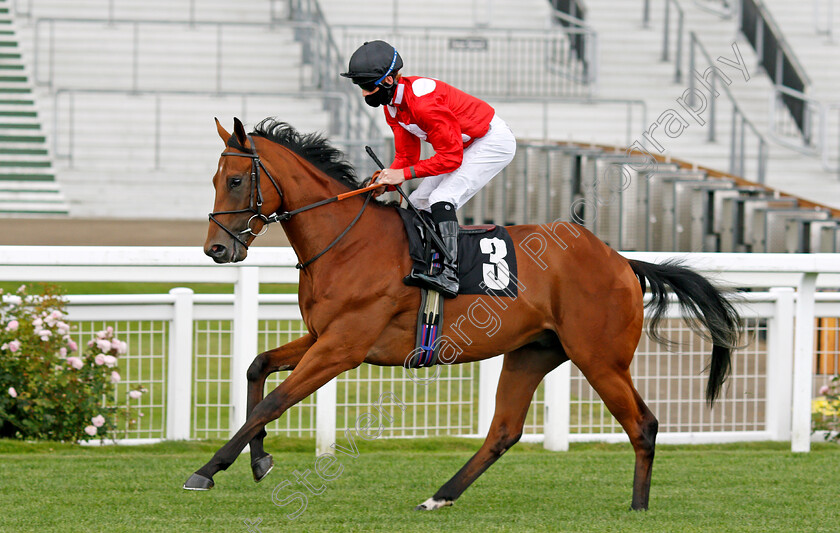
[416,345,566,510]
[245,333,314,482]
[574,360,658,510]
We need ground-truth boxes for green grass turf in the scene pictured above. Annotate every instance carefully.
[0,438,838,532]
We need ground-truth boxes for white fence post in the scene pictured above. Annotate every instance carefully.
[478,356,504,436]
[316,377,337,455]
[543,362,571,451]
[767,287,794,441]
[166,287,194,440]
[231,266,260,437]
[792,272,818,452]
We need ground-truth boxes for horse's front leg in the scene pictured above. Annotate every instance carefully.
[183,332,367,490]
[247,333,316,482]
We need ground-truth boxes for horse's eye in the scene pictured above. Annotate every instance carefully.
[229,177,243,189]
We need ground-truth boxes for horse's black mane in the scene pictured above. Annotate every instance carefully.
[250,118,364,191]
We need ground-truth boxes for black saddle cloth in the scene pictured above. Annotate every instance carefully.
[396,208,519,297]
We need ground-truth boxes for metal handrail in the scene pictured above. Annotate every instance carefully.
[31,17,321,90]
[688,32,769,183]
[329,23,598,93]
[769,85,840,175]
[551,9,589,28]
[661,0,685,83]
[813,0,836,39]
[50,88,381,171]
[490,96,647,147]
[30,13,385,154]
[14,0,286,24]
[768,85,821,155]
[692,0,735,18]
[740,0,811,87]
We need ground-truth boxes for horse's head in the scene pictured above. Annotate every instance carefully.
[205,118,283,263]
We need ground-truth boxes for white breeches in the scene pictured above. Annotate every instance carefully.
[407,114,516,212]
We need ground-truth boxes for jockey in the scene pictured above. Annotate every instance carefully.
[340,40,516,298]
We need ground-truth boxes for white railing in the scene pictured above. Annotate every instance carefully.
[2,246,840,453]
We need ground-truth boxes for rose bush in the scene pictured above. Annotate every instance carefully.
[813,375,840,442]
[0,285,144,441]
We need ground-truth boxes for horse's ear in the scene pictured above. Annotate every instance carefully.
[215,118,230,145]
[233,117,249,151]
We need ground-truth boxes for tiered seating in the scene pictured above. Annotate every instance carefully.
[12,0,333,218]
[0,0,67,215]
[570,0,840,211]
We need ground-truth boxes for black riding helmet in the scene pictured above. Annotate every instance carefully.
[340,41,403,107]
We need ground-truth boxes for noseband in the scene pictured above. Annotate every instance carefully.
[208,133,374,269]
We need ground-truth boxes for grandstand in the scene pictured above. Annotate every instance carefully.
[1,0,838,252]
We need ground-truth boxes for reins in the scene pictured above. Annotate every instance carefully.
[208,134,381,270]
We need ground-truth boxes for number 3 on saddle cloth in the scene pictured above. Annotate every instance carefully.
[396,208,519,369]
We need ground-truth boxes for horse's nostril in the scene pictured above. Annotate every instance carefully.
[207,244,227,258]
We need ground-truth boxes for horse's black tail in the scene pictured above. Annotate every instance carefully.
[629,259,743,406]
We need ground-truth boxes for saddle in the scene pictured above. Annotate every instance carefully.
[396,208,519,368]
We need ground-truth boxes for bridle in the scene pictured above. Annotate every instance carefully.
[208,134,374,270]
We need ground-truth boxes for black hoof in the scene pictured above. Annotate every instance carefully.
[182,472,214,491]
[251,454,274,483]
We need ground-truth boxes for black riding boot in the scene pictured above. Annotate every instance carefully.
[407,202,460,298]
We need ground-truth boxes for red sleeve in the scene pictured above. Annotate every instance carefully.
[389,122,421,172]
[410,98,464,178]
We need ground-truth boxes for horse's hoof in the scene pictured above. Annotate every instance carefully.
[414,497,453,511]
[182,473,214,491]
[251,454,274,483]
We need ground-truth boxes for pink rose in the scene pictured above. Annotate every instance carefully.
[103,355,118,368]
[84,425,97,436]
[8,387,17,398]
[39,330,52,341]
[50,310,63,320]
[67,340,78,352]
[106,326,114,335]
[819,385,831,396]
[66,357,84,370]
[91,414,105,428]
[8,340,20,353]
[110,371,121,384]
[114,340,128,355]
[94,354,106,366]
[59,347,67,357]
[6,320,18,331]
[95,339,112,353]
[128,390,142,400]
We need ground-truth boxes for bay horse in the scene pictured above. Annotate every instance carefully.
[186,117,742,511]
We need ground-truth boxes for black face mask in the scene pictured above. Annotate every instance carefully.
[364,84,396,108]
